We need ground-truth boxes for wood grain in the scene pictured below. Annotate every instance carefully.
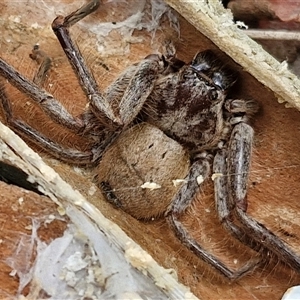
[1,1,300,299]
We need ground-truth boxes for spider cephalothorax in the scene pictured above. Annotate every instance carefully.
[1,0,300,280]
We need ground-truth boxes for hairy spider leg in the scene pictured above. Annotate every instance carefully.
[0,0,159,164]
[0,69,94,164]
[167,156,260,279]
[214,148,262,251]
[214,122,300,273]
[0,59,84,132]
[51,0,162,128]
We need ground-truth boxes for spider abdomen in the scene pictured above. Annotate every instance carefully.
[97,123,190,219]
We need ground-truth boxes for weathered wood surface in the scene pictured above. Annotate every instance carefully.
[1,1,300,299]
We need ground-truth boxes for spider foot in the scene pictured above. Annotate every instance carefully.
[165,154,262,279]
[52,0,100,29]
[168,214,261,280]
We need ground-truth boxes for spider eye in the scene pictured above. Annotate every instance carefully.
[211,70,237,90]
[211,72,223,89]
[191,50,238,91]
[191,50,215,72]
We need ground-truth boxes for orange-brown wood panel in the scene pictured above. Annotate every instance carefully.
[1,1,300,299]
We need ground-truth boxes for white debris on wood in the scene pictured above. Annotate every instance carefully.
[44,214,56,225]
[141,182,162,190]
[281,285,300,300]
[196,175,204,185]
[125,241,154,274]
[235,20,248,29]
[172,179,187,187]
[88,184,97,196]
[9,270,17,277]
[211,173,224,181]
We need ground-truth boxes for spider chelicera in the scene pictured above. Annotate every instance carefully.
[1,0,300,280]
